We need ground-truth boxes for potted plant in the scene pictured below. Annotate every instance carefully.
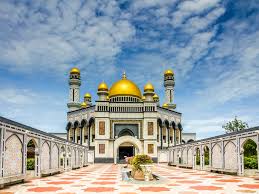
[131,154,153,180]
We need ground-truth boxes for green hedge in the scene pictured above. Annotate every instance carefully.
[27,158,35,170]
[131,154,153,171]
[244,156,258,169]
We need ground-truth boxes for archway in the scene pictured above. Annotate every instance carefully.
[243,139,258,175]
[195,147,200,166]
[60,146,65,170]
[27,139,38,178]
[118,142,135,162]
[204,146,209,166]
[118,128,134,137]
[114,136,143,164]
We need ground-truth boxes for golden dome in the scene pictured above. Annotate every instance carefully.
[106,96,109,100]
[70,67,80,74]
[142,96,146,100]
[109,72,142,98]
[153,94,159,99]
[98,82,108,91]
[162,103,168,108]
[84,93,91,98]
[164,69,174,76]
[81,102,87,108]
[144,82,154,92]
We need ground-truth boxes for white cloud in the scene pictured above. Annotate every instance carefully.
[196,25,259,104]
[171,0,222,27]
[0,1,135,75]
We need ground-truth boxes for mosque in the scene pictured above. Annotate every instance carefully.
[65,68,187,163]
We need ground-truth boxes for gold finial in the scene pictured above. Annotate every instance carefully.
[122,71,127,79]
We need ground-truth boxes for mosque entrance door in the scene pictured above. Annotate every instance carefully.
[118,143,135,163]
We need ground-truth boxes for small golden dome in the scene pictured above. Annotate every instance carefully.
[162,103,168,108]
[106,96,109,100]
[98,82,108,91]
[144,82,154,92]
[164,69,174,76]
[84,93,91,98]
[142,96,146,100]
[81,102,87,108]
[109,72,142,98]
[70,67,80,74]
[153,94,159,99]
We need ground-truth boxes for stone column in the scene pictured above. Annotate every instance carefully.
[80,127,83,145]
[67,129,69,141]
[179,129,182,144]
[236,137,243,175]
[64,145,67,171]
[160,126,163,149]
[168,128,170,148]
[221,140,224,170]
[73,128,76,143]
[38,138,42,176]
[49,141,52,170]
[174,128,176,145]
[23,133,27,175]
[88,125,91,147]
[0,126,4,177]
[209,142,212,168]
[200,145,203,170]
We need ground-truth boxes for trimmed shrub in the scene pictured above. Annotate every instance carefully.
[131,154,153,171]
[27,158,35,170]
[244,156,258,169]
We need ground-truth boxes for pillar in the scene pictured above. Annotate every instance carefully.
[257,134,259,170]
[209,142,212,168]
[200,145,203,170]
[0,127,4,178]
[88,125,91,146]
[174,128,176,146]
[160,126,163,149]
[221,140,225,170]
[49,141,52,170]
[168,128,170,148]
[80,127,83,145]
[179,129,182,144]
[73,128,76,143]
[38,138,42,176]
[23,134,27,175]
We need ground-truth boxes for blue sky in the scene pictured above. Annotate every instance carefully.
[0,0,258,139]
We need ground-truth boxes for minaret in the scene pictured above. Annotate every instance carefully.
[84,93,92,106]
[153,93,159,105]
[143,82,155,101]
[67,67,81,111]
[97,81,109,101]
[164,69,176,109]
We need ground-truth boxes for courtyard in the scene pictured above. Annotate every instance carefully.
[1,164,259,194]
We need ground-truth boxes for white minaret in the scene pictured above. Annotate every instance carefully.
[164,69,176,110]
[97,81,109,101]
[67,67,81,111]
[143,82,155,101]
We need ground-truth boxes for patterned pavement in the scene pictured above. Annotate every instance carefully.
[1,164,259,194]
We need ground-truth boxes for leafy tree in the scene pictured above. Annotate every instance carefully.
[222,116,248,133]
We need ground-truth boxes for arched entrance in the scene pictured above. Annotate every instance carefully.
[242,139,258,175]
[114,136,143,164]
[27,139,39,178]
[118,142,135,161]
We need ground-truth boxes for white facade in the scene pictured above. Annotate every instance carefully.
[66,70,183,163]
